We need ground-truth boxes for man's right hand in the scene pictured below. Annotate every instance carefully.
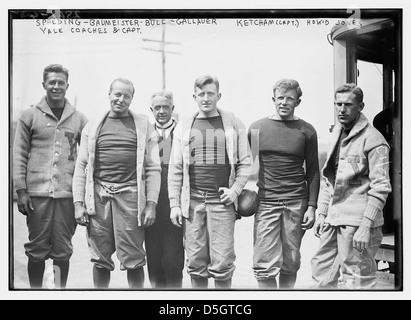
[16,189,33,216]
[74,202,89,226]
[170,206,183,228]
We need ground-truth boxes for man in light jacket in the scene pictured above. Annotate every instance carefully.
[311,83,392,289]
[72,78,161,288]
[168,74,251,289]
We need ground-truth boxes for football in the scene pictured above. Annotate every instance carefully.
[237,189,259,217]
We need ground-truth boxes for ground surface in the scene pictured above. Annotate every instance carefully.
[10,192,395,297]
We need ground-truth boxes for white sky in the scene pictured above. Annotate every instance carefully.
[11,16,384,147]
[3,0,411,301]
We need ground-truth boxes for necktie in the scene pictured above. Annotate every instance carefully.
[156,121,174,141]
[157,122,173,159]
[161,128,166,141]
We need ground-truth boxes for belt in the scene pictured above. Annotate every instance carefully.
[96,179,137,195]
[190,189,221,202]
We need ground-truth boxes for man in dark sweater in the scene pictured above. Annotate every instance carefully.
[145,90,184,289]
[248,78,320,289]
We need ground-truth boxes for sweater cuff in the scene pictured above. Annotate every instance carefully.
[230,181,245,196]
[308,201,318,209]
[169,197,180,208]
[318,203,329,216]
[72,191,85,204]
[363,205,381,222]
[146,192,159,205]
[14,179,27,192]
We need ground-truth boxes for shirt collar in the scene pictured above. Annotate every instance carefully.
[155,119,174,130]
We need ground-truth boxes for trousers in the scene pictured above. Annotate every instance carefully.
[311,224,383,289]
[87,180,145,271]
[25,197,76,262]
[184,191,237,281]
[145,191,184,288]
[253,198,308,280]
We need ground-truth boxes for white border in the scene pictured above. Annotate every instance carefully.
[2,0,410,301]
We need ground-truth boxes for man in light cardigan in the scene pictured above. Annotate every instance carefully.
[167,75,251,289]
[13,64,88,288]
[72,78,161,288]
[311,83,392,289]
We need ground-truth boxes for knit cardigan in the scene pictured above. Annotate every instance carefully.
[318,113,391,227]
[167,108,251,218]
[72,110,161,226]
[13,96,88,198]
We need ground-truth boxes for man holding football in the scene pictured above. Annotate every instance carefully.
[167,74,251,289]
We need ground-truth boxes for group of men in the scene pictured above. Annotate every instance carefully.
[13,63,392,290]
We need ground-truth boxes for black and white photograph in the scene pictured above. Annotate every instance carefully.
[3,0,410,302]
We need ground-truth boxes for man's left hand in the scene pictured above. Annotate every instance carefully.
[142,201,157,228]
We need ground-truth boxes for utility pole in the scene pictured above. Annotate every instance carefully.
[142,23,181,90]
